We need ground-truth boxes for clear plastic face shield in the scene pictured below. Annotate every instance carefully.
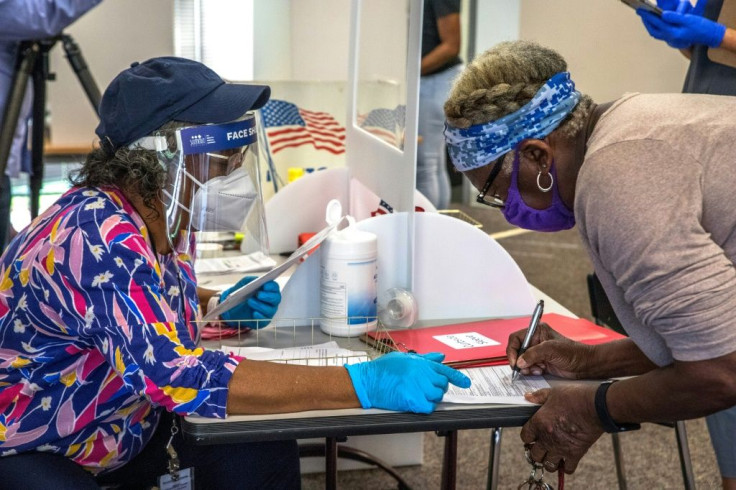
[136,114,268,255]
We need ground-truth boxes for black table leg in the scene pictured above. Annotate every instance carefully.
[325,437,338,490]
[440,430,457,490]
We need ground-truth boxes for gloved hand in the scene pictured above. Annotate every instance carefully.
[219,276,281,329]
[344,351,472,414]
[639,0,726,49]
[649,0,694,14]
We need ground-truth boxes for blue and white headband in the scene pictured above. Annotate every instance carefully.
[444,72,581,171]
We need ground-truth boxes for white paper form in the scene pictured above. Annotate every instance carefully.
[220,341,369,366]
[443,365,550,404]
[195,251,276,275]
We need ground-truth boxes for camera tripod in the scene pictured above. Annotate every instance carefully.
[0,33,100,221]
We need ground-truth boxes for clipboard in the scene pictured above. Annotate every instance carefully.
[363,313,626,368]
[708,0,736,68]
[620,0,663,16]
[202,216,346,321]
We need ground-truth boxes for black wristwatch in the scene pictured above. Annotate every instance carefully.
[594,380,641,433]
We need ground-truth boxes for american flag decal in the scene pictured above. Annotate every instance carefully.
[260,99,345,155]
[357,105,406,146]
[370,199,394,217]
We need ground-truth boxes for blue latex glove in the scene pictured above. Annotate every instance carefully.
[219,276,281,329]
[639,0,725,49]
[344,351,472,414]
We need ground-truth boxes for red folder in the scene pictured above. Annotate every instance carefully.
[364,313,625,368]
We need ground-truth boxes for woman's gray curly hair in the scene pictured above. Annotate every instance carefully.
[444,40,594,139]
[69,121,189,214]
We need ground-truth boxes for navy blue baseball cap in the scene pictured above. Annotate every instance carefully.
[95,56,270,151]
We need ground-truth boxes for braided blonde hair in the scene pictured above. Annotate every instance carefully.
[444,40,593,139]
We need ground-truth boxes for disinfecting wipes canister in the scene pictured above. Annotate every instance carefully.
[320,224,377,337]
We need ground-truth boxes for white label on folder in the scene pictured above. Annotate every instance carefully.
[433,332,500,350]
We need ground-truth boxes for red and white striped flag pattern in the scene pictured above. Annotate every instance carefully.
[260,99,345,155]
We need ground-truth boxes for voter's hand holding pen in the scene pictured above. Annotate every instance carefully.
[506,322,596,380]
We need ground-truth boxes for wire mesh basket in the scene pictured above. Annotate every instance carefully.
[196,316,399,366]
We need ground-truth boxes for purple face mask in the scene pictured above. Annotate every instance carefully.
[501,151,575,232]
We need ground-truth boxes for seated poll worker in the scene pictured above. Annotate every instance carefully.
[444,40,736,475]
[0,57,471,489]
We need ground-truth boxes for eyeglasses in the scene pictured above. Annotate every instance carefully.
[476,156,506,208]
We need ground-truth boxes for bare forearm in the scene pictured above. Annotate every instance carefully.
[720,27,736,53]
[584,338,657,379]
[226,360,360,414]
[197,287,219,315]
[421,44,459,75]
[607,352,736,424]
[421,13,460,76]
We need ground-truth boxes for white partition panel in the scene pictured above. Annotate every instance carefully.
[357,212,536,321]
[345,0,423,291]
[263,168,350,254]
[273,212,535,325]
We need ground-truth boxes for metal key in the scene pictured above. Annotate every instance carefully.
[166,420,181,481]
[518,446,554,490]
[517,466,552,490]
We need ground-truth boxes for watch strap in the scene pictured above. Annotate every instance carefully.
[594,380,641,433]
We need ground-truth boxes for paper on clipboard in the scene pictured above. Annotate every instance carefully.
[203,215,347,321]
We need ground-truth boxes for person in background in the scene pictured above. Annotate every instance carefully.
[639,1,736,486]
[416,0,462,210]
[0,57,471,489]
[0,0,103,252]
[444,39,736,478]
[639,0,736,95]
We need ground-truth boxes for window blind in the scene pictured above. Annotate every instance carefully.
[174,0,254,81]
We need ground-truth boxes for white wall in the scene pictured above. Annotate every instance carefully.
[290,0,351,80]
[254,0,292,80]
[44,0,691,148]
[519,0,688,101]
[474,0,521,53]
[47,0,175,148]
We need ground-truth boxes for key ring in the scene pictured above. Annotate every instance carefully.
[524,445,544,469]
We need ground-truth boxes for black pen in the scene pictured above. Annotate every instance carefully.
[511,299,544,383]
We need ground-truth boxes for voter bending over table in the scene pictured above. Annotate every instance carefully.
[0,57,470,488]
[444,40,736,476]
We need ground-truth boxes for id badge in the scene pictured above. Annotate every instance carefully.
[159,467,194,490]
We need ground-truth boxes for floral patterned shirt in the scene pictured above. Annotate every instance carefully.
[0,187,239,473]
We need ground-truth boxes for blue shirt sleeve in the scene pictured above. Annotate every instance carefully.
[0,0,103,41]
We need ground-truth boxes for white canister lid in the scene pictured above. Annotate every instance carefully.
[323,226,377,259]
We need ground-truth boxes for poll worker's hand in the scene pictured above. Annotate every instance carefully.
[639,0,725,49]
[220,276,281,329]
[344,351,471,414]
[506,323,595,379]
[520,385,604,474]
[650,0,694,13]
